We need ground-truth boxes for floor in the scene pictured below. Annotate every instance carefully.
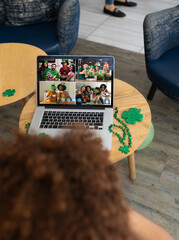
[79,0,178,53]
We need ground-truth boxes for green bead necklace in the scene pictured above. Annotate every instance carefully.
[108,107,132,154]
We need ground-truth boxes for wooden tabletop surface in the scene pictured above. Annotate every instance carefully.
[19,79,151,163]
[0,43,46,106]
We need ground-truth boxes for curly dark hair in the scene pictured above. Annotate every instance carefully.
[86,85,92,91]
[0,131,135,240]
[100,84,107,89]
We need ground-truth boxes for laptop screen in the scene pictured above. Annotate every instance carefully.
[37,56,114,108]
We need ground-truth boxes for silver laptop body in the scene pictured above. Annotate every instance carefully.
[29,56,114,150]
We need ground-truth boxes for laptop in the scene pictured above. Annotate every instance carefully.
[29,56,114,150]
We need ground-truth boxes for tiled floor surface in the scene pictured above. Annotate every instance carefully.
[79,0,178,53]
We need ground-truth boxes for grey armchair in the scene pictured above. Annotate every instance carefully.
[143,5,179,102]
[0,0,80,55]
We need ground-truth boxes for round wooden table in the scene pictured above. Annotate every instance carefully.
[0,43,46,106]
[19,79,151,180]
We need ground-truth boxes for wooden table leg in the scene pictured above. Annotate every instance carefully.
[128,152,136,180]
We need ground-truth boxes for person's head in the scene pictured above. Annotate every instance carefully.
[95,62,101,71]
[44,60,48,68]
[70,64,75,73]
[86,86,91,92]
[57,83,66,91]
[81,86,86,92]
[50,84,56,92]
[61,59,69,68]
[95,66,99,71]
[0,131,134,240]
[83,63,88,70]
[100,84,107,91]
[51,64,56,71]
[93,87,101,96]
[103,62,109,71]
[40,61,48,70]
[89,66,94,71]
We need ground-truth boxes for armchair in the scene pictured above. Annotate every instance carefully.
[0,0,80,55]
[143,5,179,102]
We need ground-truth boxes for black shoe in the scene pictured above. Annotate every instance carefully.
[103,7,126,17]
[114,0,137,7]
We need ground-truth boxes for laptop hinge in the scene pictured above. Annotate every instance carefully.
[44,106,105,110]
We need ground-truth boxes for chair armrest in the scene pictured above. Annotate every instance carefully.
[144,5,179,62]
[57,0,80,54]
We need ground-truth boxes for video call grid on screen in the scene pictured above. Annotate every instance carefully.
[37,56,114,108]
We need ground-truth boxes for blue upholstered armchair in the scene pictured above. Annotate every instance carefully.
[0,0,80,55]
[143,5,179,102]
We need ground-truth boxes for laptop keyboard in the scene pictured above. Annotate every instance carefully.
[39,111,104,130]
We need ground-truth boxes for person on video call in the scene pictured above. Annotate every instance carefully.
[0,129,174,240]
[43,63,59,80]
[39,60,50,80]
[104,0,137,17]
[102,62,112,80]
[95,62,103,81]
[66,64,75,82]
[59,59,70,81]
[84,86,93,102]
[57,83,72,101]
[77,63,89,80]
[45,84,57,102]
[87,66,95,79]
[91,87,103,104]
[100,84,111,96]
[76,85,86,104]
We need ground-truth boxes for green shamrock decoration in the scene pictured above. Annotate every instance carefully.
[3,89,16,97]
[108,107,132,154]
[122,108,143,124]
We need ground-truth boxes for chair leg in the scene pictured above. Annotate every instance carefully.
[147,84,157,100]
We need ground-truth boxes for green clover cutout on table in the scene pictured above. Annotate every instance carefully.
[122,108,143,124]
[3,89,16,97]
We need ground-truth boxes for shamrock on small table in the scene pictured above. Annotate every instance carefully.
[119,145,130,154]
[3,89,16,97]
[122,108,143,124]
